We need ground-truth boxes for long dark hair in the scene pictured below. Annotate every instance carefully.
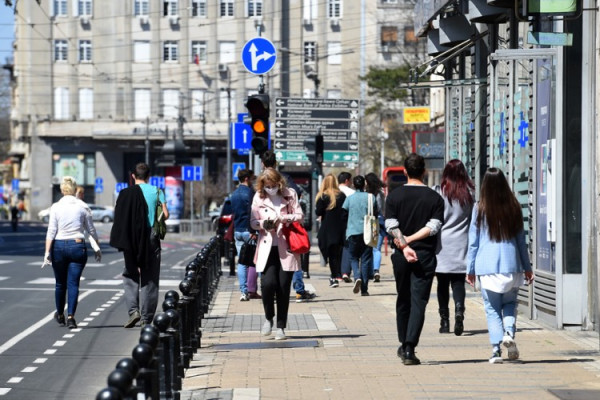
[365,172,384,196]
[440,159,475,207]
[477,168,523,242]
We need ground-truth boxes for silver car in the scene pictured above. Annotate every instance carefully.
[38,204,113,223]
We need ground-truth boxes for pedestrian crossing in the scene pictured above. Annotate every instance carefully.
[21,277,181,286]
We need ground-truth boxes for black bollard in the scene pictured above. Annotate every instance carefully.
[96,387,122,400]
[154,312,176,400]
[132,343,159,400]
[107,369,133,398]
[165,308,184,390]
[180,278,200,350]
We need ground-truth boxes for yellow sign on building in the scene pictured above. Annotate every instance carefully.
[403,107,431,124]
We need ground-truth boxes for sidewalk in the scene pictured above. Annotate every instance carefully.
[181,246,600,400]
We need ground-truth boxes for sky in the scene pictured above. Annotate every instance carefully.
[0,6,14,64]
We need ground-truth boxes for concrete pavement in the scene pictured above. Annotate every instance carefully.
[180,246,600,400]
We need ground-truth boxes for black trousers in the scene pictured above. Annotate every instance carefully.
[436,273,466,310]
[327,244,343,279]
[392,249,436,348]
[261,247,294,329]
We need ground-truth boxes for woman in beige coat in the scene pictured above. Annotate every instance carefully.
[250,168,303,340]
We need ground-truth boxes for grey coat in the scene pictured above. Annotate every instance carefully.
[435,187,473,274]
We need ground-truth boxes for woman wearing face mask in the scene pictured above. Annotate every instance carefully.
[250,168,304,340]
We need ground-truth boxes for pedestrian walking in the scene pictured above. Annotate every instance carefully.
[250,168,304,340]
[434,159,475,335]
[230,169,260,301]
[466,167,534,363]
[385,153,444,365]
[342,175,376,296]
[260,151,315,302]
[365,172,386,283]
[337,172,355,283]
[44,176,101,329]
[76,185,101,257]
[110,162,169,328]
[315,174,347,288]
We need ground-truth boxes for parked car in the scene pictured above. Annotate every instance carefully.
[89,205,114,223]
[208,207,221,221]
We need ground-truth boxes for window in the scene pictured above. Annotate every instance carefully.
[134,41,151,63]
[162,89,180,120]
[54,40,68,62]
[303,0,318,21]
[190,89,206,119]
[79,40,92,62]
[163,41,179,62]
[219,89,236,120]
[191,0,207,17]
[220,0,234,17]
[78,0,92,15]
[304,41,316,63]
[327,89,341,99]
[247,0,262,17]
[381,26,398,50]
[79,88,93,119]
[191,41,207,64]
[219,41,235,64]
[404,27,417,44]
[134,0,149,16]
[163,0,178,16]
[327,42,341,64]
[327,0,342,18]
[381,0,397,3]
[134,89,151,120]
[54,87,69,120]
[53,0,67,16]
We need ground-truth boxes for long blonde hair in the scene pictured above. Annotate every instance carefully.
[316,174,341,210]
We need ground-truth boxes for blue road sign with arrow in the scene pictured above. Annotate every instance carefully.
[241,37,277,75]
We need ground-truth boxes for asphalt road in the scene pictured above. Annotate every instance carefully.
[0,220,207,399]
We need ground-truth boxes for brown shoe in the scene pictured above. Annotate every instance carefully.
[248,292,262,299]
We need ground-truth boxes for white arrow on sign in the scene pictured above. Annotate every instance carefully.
[242,128,249,143]
[276,109,284,118]
[275,142,284,148]
[276,131,284,137]
[276,99,285,106]
[275,120,285,127]
[249,43,275,72]
[349,144,358,150]
[350,110,359,119]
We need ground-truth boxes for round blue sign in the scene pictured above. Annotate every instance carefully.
[241,37,277,75]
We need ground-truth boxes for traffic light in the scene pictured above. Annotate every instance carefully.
[304,129,324,170]
[245,94,270,155]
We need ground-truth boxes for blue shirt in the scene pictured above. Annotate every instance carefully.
[230,184,254,233]
[466,205,532,276]
[342,192,377,239]
[139,183,166,227]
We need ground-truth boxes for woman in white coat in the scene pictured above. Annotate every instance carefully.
[251,168,304,340]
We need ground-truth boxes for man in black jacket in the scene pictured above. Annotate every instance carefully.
[110,163,169,328]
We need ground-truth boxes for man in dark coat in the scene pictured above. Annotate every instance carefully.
[110,163,168,328]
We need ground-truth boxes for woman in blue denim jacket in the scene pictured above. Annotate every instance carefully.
[466,168,534,364]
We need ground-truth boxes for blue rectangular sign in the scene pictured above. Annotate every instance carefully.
[232,162,246,181]
[232,123,252,150]
[181,166,203,181]
[149,176,166,189]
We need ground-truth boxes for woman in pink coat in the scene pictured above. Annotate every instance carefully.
[250,168,303,340]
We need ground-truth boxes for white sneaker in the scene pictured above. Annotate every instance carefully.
[489,350,503,364]
[503,333,519,360]
[274,328,286,340]
[261,320,273,336]
[240,293,250,301]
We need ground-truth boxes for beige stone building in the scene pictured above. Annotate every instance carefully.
[9,0,424,217]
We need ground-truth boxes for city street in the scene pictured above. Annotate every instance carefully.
[0,221,206,399]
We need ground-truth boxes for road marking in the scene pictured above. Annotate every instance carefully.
[43,349,56,355]
[6,378,22,384]
[32,358,47,364]
[90,312,100,316]
[85,263,104,267]
[78,322,89,327]
[53,341,66,347]
[0,290,95,355]
[0,277,8,281]
[0,260,12,264]
[26,278,55,284]
[84,318,94,322]
[109,260,121,265]
[63,334,74,339]
[0,388,11,395]
[21,367,36,373]
[88,280,121,285]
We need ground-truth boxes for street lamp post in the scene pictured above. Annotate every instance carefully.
[226,67,232,194]
[378,131,388,175]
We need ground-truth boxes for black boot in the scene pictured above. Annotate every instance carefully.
[454,303,465,336]
[439,308,450,333]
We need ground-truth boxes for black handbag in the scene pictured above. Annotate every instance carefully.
[238,238,256,266]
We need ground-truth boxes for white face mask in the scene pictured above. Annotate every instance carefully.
[265,187,279,197]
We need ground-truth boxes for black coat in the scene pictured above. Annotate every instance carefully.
[316,192,347,260]
[109,185,151,268]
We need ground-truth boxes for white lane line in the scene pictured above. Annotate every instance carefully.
[6,378,22,384]
[62,334,74,339]
[90,312,100,316]
[102,303,111,307]
[0,260,13,264]
[96,308,106,311]
[26,278,55,284]
[89,280,122,285]
[21,367,37,373]
[0,277,8,282]
[0,290,95,355]
[84,318,94,322]
[70,328,82,333]
[78,322,89,327]
[32,358,47,364]
[53,341,66,347]
[85,263,104,267]
[0,388,11,395]
[43,349,56,355]
[109,259,121,265]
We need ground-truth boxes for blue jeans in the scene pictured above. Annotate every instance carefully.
[51,239,87,316]
[234,231,251,294]
[348,234,373,293]
[481,287,518,345]
[372,232,385,272]
[292,270,305,294]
